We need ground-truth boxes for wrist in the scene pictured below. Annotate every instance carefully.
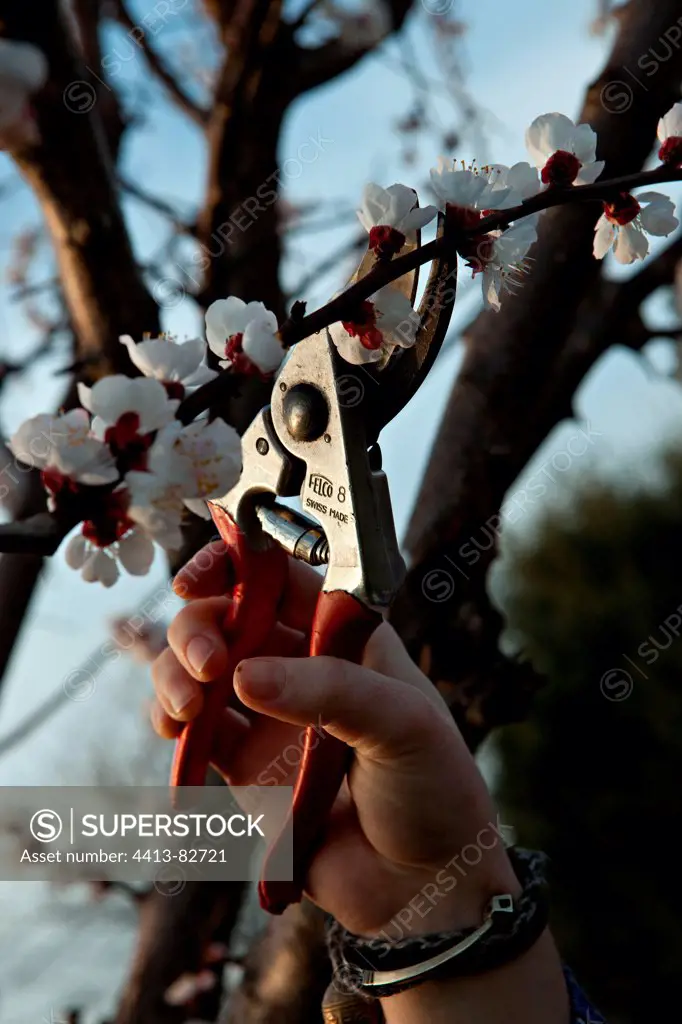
[380,930,570,1024]
[363,847,522,941]
[326,848,551,1006]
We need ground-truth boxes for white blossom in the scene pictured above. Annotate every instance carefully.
[329,285,417,365]
[429,158,512,212]
[119,334,216,395]
[205,297,283,374]
[67,541,120,588]
[357,183,437,256]
[146,417,242,518]
[593,191,679,264]
[78,376,178,434]
[9,409,118,495]
[488,162,542,207]
[126,471,186,552]
[657,101,682,165]
[65,525,155,587]
[481,221,537,311]
[125,417,241,548]
[525,112,604,186]
[0,38,47,149]
[63,480,155,586]
[658,101,682,144]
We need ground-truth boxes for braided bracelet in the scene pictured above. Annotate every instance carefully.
[326,847,550,999]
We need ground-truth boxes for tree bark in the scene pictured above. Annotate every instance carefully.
[2,3,158,377]
[391,0,682,743]
[115,882,247,1024]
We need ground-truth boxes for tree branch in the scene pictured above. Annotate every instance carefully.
[391,0,682,746]
[2,7,159,377]
[113,0,208,126]
[292,0,415,94]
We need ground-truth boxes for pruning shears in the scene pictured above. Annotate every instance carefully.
[171,215,456,915]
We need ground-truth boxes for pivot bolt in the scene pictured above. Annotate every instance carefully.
[282,383,329,443]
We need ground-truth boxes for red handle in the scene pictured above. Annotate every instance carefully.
[170,504,288,788]
[259,590,383,914]
[170,510,382,916]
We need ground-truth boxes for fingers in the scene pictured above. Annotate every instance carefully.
[173,540,231,600]
[167,596,232,682]
[172,540,322,634]
[150,700,183,739]
[152,645,205,721]
[151,599,307,740]
[234,654,448,761]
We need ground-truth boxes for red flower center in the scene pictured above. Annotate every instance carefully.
[541,150,582,186]
[369,225,407,260]
[444,204,495,274]
[603,192,641,226]
[40,468,80,498]
[222,332,265,377]
[163,381,185,401]
[82,490,134,548]
[659,136,682,167]
[104,412,153,472]
[342,300,384,350]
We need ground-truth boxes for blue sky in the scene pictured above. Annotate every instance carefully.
[2,1,682,1018]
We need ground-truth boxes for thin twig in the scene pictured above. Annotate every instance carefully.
[119,177,197,236]
[179,164,682,424]
[6,166,682,556]
[113,0,208,126]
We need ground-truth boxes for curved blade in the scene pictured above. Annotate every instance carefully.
[367,212,458,438]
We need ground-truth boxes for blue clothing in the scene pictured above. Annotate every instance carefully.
[564,966,606,1023]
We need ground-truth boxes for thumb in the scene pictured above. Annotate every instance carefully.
[233,655,446,761]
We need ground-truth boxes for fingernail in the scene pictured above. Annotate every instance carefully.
[236,659,286,702]
[168,678,196,715]
[186,635,216,676]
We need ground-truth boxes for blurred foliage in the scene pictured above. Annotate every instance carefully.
[495,451,682,1024]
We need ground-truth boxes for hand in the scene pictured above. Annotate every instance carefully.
[151,540,520,938]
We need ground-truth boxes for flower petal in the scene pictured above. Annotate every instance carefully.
[120,334,208,384]
[571,122,599,165]
[402,204,438,233]
[613,223,649,264]
[482,267,503,311]
[638,193,679,236]
[65,533,88,570]
[242,319,283,373]
[205,297,248,356]
[8,414,56,468]
[82,549,119,587]
[372,286,418,347]
[118,528,155,575]
[525,113,575,167]
[77,382,93,413]
[359,182,392,228]
[576,160,605,185]
[86,375,177,433]
[329,322,384,365]
[593,216,616,259]
[183,496,212,519]
[385,183,419,222]
[658,101,682,142]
